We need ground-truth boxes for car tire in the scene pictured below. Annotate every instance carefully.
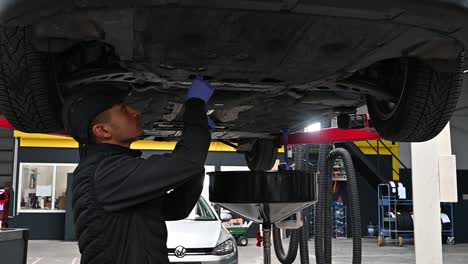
[244,139,278,171]
[0,26,63,133]
[367,56,463,142]
[238,236,249,247]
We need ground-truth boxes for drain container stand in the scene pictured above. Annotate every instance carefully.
[209,170,317,264]
[262,222,272,264]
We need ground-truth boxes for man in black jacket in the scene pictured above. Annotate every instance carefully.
[62,77,215,264]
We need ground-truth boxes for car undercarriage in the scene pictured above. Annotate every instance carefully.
[0,2,467,169]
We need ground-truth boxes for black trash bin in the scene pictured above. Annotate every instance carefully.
[0,228,29,264]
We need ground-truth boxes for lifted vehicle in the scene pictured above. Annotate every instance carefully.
[0,1,466,170]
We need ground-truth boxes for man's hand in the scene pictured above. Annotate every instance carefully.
[186,75,215,103]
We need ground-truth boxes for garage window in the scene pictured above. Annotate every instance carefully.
[18,163,77,213]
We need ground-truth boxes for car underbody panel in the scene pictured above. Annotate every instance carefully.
[1,2,466,140]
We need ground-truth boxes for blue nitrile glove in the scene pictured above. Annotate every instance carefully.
[208,116,216,133]
[186,75,215,103]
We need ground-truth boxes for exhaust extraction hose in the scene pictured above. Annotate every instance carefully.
[274,134,361,264]
[315,143,333,264]
[272,226,299,264]
[328,148,362,264]
[273,144,304,264]
[299,209,310,264]
[273,144,312,264]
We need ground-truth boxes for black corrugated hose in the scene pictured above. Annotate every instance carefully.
[324,152,333,264]
[273,144,303,264]
[315,143,332,264]
[329,148,362,264]
[275,131,361,264]
[299,208,310,264]
[273,145,311,264]
[293,146,310,264]
[272,209,311,264]
[315,118,333,264]
[272,226,299,264]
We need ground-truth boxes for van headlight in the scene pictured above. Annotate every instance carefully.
[212,228,236,255]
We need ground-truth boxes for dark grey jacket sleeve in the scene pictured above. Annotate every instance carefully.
[93,99,211,211]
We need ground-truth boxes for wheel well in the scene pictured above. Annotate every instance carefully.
[343,56,460,101]
[32,11,133,60]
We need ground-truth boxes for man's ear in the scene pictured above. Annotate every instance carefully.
[92,123,112,141]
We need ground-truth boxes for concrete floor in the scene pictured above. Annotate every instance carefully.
[26,238,468,264]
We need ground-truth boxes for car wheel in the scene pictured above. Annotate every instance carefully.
[238,236,249,246]
[244,139,278,171]
[0,26,63,133]
[367,55,463,142]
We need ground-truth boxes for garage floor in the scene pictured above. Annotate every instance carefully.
[26,238,468,264]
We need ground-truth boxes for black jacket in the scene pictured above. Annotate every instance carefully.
[72,99,211,264]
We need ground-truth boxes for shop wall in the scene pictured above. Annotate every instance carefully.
[352,155,393,235]
[10,213,65,240]
[454,170,468,243]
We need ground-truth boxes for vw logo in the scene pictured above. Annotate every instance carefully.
[174,246,186,258]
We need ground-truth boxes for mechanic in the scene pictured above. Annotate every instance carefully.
[62,77,215,264]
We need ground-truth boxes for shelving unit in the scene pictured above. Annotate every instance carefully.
[377,183,455,246]
[333,204,347,239]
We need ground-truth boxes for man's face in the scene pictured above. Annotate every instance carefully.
[93,103,144,145]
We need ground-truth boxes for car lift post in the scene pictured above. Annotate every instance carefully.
[411,123,458,264]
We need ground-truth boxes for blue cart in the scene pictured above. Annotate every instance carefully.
[377,183,455,247]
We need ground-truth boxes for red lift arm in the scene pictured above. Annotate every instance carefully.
[282,128,381,145]
[0,115,13,130]
[281,114,381,145]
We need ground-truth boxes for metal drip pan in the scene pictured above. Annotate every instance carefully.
[208,170,316,224]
